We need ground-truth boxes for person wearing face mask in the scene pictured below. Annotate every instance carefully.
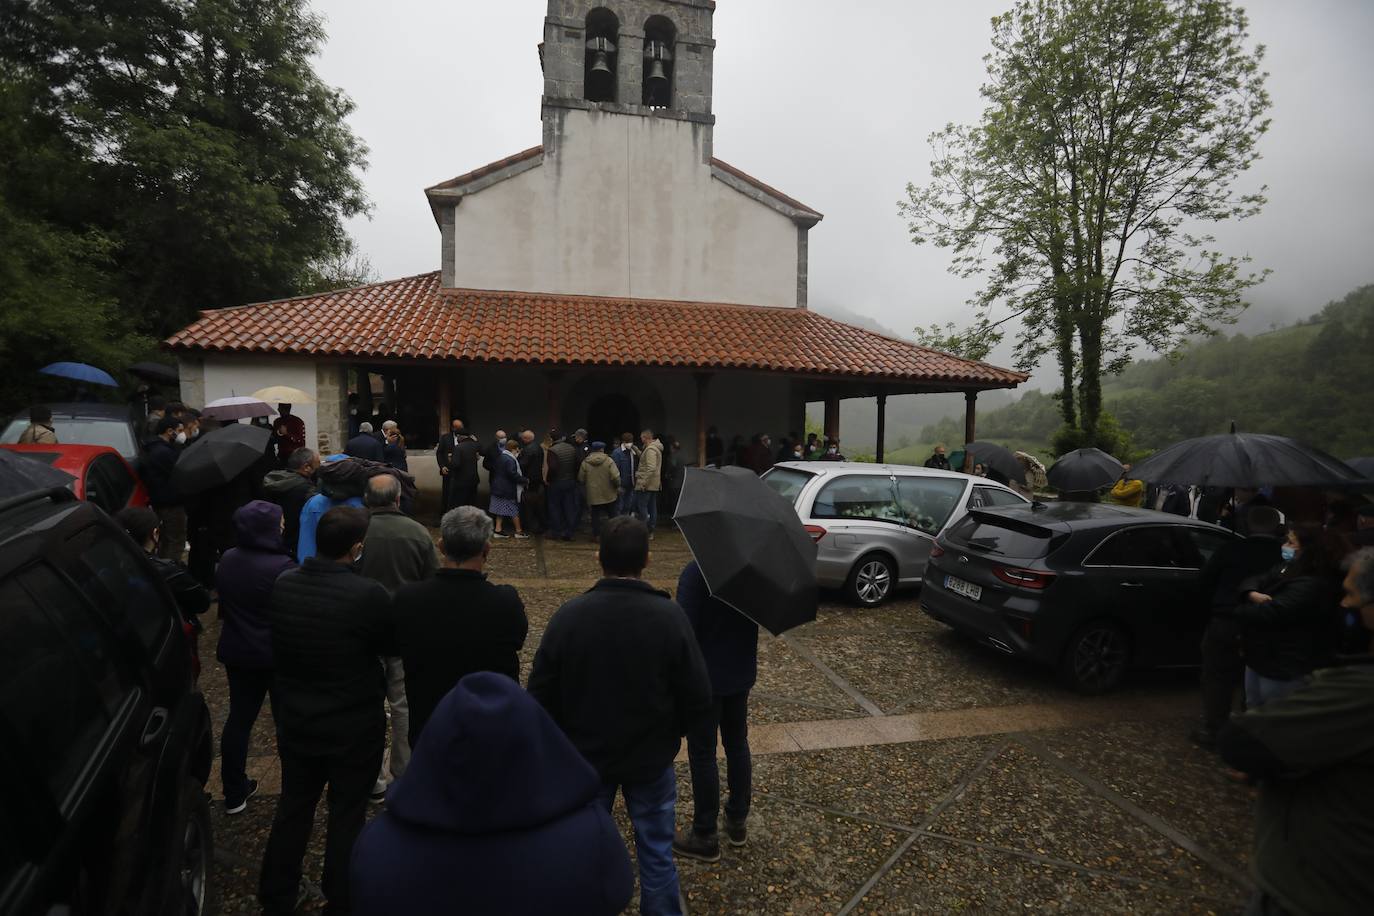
[789,442,804,462]
[612,433,639,517]
[141,415,189,561]
[260,507,397,916]
[820,438,845,461]
[114,505,212,628]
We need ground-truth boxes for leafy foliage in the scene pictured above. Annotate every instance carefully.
[901,0,1271,440]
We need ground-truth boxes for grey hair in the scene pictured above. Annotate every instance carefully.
[440,506,493,561]
[381,420,398,431]
[287,447,317,471]
[364,474,402,508]
[1345,548,1374,605]
[359,421,374,434]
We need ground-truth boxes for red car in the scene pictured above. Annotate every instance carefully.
[0,443,149,514]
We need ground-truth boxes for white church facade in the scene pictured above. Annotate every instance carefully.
[169,0,1024,459]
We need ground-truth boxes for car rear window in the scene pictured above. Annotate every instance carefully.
[3,417,136,458]
[946,512,1056,558]
[762,467,815,506]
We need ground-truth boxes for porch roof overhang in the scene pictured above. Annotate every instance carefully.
[164,272,1027,394]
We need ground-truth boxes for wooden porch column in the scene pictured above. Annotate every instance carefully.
[545,371,563,432]
[823,395,840,442]
[875,393,887,463]
[694,373,711,467]
[436,371,451,438]
[964,391,978,445]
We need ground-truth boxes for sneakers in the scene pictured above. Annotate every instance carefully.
[672,829,721,863]
[514,532,530,539]
[224,779,259,815]
[370,781,389,802]
[492,531,511,539]
[724,817,748,847]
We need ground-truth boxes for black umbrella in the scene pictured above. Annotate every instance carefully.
[673,466,818,636]
[128,361,179,384]
[962,440,1023,482]
[0,449,76,499]
[171,423,272,495]
[1130,432,1363,488]
[1048,448,1124,492]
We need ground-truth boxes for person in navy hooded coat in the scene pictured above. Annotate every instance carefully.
[349,672,633,916]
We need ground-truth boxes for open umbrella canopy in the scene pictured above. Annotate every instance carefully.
[171,423,272,495]
[128,361,179,384]
[39,361,118,387]
[201,396,276,421]
[963,441,1022,482]
[1130,433,1363,488]
[251,385,315,405]
[0,449,76,499]
[1048,448,1124,493]
[673,466,818,636]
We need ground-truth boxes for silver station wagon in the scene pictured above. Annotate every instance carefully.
[762,462,1030,606]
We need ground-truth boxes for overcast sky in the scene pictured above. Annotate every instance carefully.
[314,0,1374,385]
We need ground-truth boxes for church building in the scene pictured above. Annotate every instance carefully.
[167,0,1025,459]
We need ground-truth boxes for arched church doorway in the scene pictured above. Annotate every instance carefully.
[586,392,640,447]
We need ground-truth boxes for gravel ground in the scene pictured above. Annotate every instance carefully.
[202,531,1254,914]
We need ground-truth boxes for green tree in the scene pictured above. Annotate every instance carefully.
[901,0,1270,443]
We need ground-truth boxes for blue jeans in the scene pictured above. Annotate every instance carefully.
[1245,668,1308,709]
[634,489,659,532]
[221,666,274,802]
[548,479,578,538]
[598,767,681,916]
[686,692,752,834]
[617,488,635,516]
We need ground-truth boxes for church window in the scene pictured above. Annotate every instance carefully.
[584,8,619,103]
[642,15,675,108]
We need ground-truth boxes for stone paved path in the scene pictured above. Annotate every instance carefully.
[203,529,1255,914]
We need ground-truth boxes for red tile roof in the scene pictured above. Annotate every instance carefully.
[165,273,1026,388]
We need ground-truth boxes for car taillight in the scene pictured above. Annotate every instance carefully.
[929,544,946,559]
[992,565,1056,590]
[803,525,827,542]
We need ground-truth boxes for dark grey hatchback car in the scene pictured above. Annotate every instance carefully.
[920,502,1238,693]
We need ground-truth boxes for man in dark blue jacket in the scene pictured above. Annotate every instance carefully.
[350,673,633,915]
[345,421,386,461]
[672,560,759,863]
[528,517,711,916]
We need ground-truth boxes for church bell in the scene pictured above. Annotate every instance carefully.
[646,59,667,87]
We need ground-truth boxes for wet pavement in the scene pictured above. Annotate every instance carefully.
[201,528,1255,914]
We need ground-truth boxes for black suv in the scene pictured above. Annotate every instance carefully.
[0,489,213,915]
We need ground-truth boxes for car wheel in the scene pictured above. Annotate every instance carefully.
[1059,620,1131,694]
[846,553,895,607]
[162,777,214,916]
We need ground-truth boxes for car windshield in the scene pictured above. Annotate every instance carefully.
[2,417,136,459]
[946,513,1055,559]
[761,467,815,506]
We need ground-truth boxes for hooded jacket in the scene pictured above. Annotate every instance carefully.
[261,468,317,558]
[1219,660,1374,915]
[350,673,633,916]
[577,451,621,506]
[216,501,296,669]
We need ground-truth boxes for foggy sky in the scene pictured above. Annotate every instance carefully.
[313,0,1374,384]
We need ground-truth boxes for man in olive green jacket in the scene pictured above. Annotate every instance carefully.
[1220,547,1374,916]
[577,441,621,541]
[633,429,663,534]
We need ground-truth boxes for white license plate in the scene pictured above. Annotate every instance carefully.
[945,575,982,601]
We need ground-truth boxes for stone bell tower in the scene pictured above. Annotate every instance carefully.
[539,0,716,155]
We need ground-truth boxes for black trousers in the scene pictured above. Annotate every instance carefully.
[220,666,273,801]
[259,734,382,915]
[1200,615,1245,732]
[685,691,752,834]
[589,501,617,538]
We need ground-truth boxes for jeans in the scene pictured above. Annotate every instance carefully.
[686,692,752,834]
[1245,668,1308,709]
[375,656,409,790]
[617,488,635,517]
[221,666,274,802]
[260,735,382,915]
[548,479,578,538]
[589,501,617,538]
[598,767,681,916]
[634,489,659,532]
[1199,616,1244,732]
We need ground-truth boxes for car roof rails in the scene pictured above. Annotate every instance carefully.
[0,486,78,517]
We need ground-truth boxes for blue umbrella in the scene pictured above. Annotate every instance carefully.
[39,362,118,388]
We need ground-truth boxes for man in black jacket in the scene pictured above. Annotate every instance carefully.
[261,447,319,558]
[394,506,527,747]
[518,429,547,534]
[1190,506,1284,749]
[142,415,187,560]
[260,507,396,916]
[435,418,481,513]
[528,516,711,916]
[345,421,385,462]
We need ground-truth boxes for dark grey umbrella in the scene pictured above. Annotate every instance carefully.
[1048,448,1124,492]
[171,423,272,495]
[1130,433,1363,488]
[0,449,76,499]
[673,466,818,636]
[962,441,1022,481]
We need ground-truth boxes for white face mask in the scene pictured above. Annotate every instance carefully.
[174,431,188,445]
